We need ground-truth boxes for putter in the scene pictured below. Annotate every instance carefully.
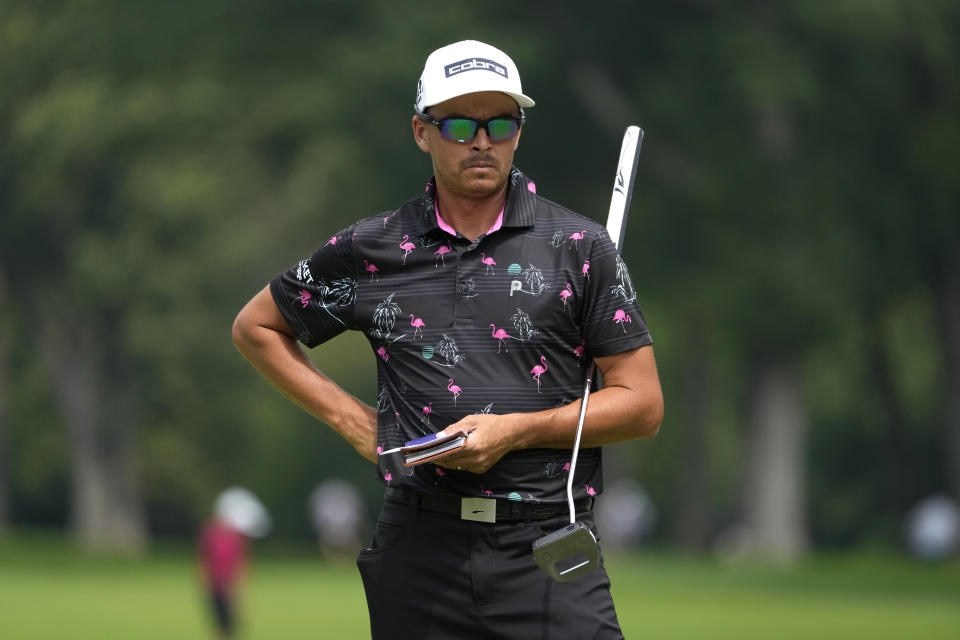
[533,125,644,582]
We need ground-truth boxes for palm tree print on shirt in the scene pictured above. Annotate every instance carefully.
[433,334,466,368]
[543,460,567,479]
[457,279,478,298]
[323,277,357,307]
[371,293,404,340]
[377,388,391,414]
[609,255,637,303]
[509,307,539,342]
[550,229,566,249]
[293,275,357,327]
[474,402,494,415]
[513,264,548,296]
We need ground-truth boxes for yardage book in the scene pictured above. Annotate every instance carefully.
[378,430,471,467]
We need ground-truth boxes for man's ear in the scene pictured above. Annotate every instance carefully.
[412,115,431,153]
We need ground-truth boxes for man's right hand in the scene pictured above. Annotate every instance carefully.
[232,285,378,462]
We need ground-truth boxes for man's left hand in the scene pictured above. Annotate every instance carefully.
[434,413,520,474]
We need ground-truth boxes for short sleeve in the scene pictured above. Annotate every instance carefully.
[578,228,653,357]
[269,225,359,348]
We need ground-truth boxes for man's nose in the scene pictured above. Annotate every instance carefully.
[471,125,493,151]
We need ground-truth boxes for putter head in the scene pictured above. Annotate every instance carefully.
[532,521,599,582]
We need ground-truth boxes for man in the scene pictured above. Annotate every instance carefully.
[233,40,663,639]
[197,513,247,639]
[197,487,270,639]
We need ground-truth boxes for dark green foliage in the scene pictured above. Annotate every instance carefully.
[0,0,957,546]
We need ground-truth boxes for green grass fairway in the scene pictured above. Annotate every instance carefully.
[1,535,958,639]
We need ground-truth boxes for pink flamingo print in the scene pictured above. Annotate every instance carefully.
[434,242,452,267]
[480,252,496,275]
[383,211,397,228]
[569,229,587,249]
[421,402,432,425]
[395,411,400,431]
[479,484,494,496]
[399,234,416,265]
[376,346,389,362]
[435,466,447,477]
[296,289,312,308]
[573,338,586,365]
[527,181,537,193]
[559,282,573,308]
[582,259,591,279]
[489,323,513,353]
[613,309,632,333]
[562,462,571,473]
[585,484,597,497]
[377,443,384,454]
[324,234,339,247]
[361,259,379,282]
[384,469,392,483]
[410,314,426,339]
[447,378,462,405]
[529,355,549,392]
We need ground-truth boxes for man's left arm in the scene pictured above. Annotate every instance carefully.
[438,344,662,473]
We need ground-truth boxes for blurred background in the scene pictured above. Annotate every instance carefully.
[1,0,959,637]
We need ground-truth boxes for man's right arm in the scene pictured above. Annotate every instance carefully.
[231,285,378,462]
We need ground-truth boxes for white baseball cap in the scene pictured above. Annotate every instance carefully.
[415,40,535,112]
[215,486,272,538]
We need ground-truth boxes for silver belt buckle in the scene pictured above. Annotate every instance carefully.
[461,497,496,523]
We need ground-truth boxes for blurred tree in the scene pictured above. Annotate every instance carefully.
[936,263,960,501]
[0,0,957,551]
[0,271,9,532]
[796,0,960,534]
[546,1,826,556]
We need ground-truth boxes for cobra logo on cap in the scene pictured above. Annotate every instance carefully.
[444,57,508,78]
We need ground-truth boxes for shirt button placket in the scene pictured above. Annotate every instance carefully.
[454,241,473,326]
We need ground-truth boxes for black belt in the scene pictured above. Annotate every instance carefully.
[386,485,593,523]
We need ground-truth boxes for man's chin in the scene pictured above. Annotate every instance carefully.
[461,183,502,199]
[461,174,507,196]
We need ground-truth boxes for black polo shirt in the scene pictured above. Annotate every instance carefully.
[270,167,652,504]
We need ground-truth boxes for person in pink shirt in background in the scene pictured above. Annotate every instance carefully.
[197,487,270,639]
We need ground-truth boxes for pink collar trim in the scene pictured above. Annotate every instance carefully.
[435,201,504,237]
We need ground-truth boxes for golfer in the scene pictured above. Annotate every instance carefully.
[233,40,663,639]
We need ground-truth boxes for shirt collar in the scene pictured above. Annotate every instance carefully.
[417,166,538,239]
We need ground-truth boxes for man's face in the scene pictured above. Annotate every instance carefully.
[413,91,521,199]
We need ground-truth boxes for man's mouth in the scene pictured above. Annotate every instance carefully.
[463,157,497,171]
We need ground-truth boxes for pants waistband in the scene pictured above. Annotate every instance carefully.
[385,485,592,522]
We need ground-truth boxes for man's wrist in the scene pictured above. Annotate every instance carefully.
[506,410,547,450]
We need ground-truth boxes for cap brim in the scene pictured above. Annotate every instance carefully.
[421,90,535,110]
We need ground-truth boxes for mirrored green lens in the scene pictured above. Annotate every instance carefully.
[487,119,519,142]
[441,119,479,143]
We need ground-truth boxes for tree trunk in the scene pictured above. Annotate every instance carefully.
[934,260,960,502]
[38,314,146,552]
[866,317,914,511]
[0,275,9,532]
[673,341,712,549]
[741,361,808,560]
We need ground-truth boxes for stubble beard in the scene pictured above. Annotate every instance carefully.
[440,158,509,200]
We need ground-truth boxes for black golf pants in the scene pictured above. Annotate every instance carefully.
[357,490,624,639]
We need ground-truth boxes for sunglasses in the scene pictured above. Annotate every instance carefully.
[416,109,525,144]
